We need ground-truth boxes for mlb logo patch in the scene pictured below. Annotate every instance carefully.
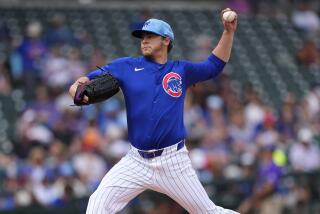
[162,72,182,97]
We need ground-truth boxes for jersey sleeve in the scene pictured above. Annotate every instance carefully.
[183,54,226,87]
[86,57,129,85]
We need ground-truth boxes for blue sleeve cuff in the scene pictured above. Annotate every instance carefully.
[86,69,105,80]
[208,54,226,70]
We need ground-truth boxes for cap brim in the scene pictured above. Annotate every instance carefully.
[132,29,162,38]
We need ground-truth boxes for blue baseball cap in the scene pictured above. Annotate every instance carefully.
[132,18,174,42]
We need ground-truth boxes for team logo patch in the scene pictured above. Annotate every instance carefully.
[162,72,182,97]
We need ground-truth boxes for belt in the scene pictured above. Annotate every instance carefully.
[138,140,185,159]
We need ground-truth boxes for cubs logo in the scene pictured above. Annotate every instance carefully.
[162,72,182,97]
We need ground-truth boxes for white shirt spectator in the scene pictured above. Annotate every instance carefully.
[289,128,320,172]
[244,102,265,128]
[289,142,320,172]
[42,50,69,88]
[32,182,60,206]
[72,152,107,188]
[292,7,320,32]
[305,88,320,119]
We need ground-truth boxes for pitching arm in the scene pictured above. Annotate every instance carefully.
[212,8,237,63]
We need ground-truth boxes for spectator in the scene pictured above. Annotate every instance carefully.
[206,95,226,128]
[289,128,320,172]
[45,14,75,47]
[32,174,60,207]
[0,21,11,50]
[87,48,107,71]
[98,98,126,141]
[17,21,47,97]
[190,34,212,61]
[277,94,298,142]
[0,55,12,95]
[9,35,24,85]
[184,93,207,140]
[29,85,60,128]
[305,84,320,120]
[72,146,107,191]
[228,107,253,154]
[65,47,86,82]
[238,144,283,214]
[82,120,103,151]
[27,147,48,184]
[18,109,54,147]
[292,2,320,33]
[256,111,279,148]
[42,46,68,88]
[296,40,320,66]
[244,87,266,130]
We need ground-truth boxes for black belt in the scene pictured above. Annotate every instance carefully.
[138,140,185,159]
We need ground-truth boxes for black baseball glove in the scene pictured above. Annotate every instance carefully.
[74,72,120,106]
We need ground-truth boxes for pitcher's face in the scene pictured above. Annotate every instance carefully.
[140,32,169,57]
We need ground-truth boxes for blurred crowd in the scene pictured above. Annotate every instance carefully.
[0,1,320,214]
[226,0,320,67]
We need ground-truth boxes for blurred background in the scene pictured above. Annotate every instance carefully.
[0,0,320,213]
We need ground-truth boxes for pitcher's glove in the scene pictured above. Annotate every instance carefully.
[74,73,120,106]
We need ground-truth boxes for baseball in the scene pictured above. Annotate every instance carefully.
[223,10,237,22]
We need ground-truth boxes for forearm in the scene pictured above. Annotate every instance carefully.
[212,30,235,63]
[69,76,90,98]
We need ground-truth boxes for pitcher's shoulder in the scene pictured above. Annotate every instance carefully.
[111,57,133,64]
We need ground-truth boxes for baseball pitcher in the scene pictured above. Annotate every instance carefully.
[69,8,238,214]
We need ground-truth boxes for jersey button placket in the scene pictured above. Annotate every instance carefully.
[150,71,161,120]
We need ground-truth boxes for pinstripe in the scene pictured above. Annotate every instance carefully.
[111,187,144,211]
[87,151,150,214]
[86,145,239,214]
[163,151,195,211]
[88,188,109,213]
[155,148,200,212]
[100,187,114,213]
[96,157,130,188]
[99,173,126,213]
[189,175,215,209]
[154,149,198,212]
[102,152,145,188]
[112,156,143,185]
[103,154,147,212]
[89,157,136,213]
[155,153,188,208]
[169,149,202,212]
[179,150,218,213]
[183,168,214,213]
[97,161,135,213]
[172,149,201,210]
[93,187,108,213]
[103,187,117,212]
[174,151,212,211]
[107,156,151,212]
[106,187,132,213]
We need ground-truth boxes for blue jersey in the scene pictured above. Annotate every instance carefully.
[87,54,225,150]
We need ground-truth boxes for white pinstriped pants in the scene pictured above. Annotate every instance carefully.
[86,143,239,214]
